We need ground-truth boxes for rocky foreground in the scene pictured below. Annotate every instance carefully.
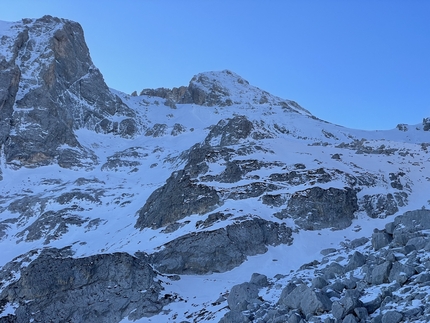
[219,209,430,323]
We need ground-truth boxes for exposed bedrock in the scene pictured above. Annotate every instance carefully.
[149,217,293,274]
[1,16,139,169]
[0,249,167,323]
[135,169,220,230]
[276,187,359,230]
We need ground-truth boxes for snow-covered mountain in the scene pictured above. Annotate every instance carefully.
[1,16,430,323]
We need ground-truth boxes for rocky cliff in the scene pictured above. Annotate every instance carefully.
[1,16,430,323]
[0,16,139,172]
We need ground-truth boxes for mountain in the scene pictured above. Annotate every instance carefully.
[1,16,430,323]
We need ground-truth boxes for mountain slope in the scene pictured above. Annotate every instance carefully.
[0,16,430,323]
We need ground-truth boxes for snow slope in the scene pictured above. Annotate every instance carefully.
[1,71,429,321]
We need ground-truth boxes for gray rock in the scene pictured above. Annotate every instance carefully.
[406,236,429,250]
[227,182,281,200]
[278,282,298,304]
[414,272,430,283]
[332,289,363,320]
[363,294,383,314]
[1,16,138,170]
[371,314,383,323]
[101,147,147,171]
[139,86,188,101]
[171,123,186,136]
[227,282,260,311]
[349,237,370,249]
[204,115,254,146]
[361,193,400,218]
[285,187,358,230]
[135,169,220,229]
[15,209,88,244]
[250,273,269,287]
[320,248,337,256]
[282,284,332,316]
[328,280,346,293]
[345,251,366,272]
[219,310,250,323]
[332,301,344,320]
[288,312,304,323]
[321,262,345,279]
[312,277,328,289]
[370,261,392,285]
[145,123,168,137]
[342,314,357,323]
[342,277,358,290]
[0,248,166,323]
[381,310,403,323]
[371,231,392,251]
[323,318,335,323]
[195,211,233,229]
[150,218,292,274]
[393,209,430,230]
[262,193,287,207]
[0,314,17,323]
[384,222,395,234]
[354,307,368,320]
[388,261,416,285]
[423,117,430,131]
[269,167,336,187]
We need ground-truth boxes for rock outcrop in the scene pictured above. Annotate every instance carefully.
[150,217,293,274]
[0,249,167,323]
[277,187,359,230]
[0,16,139,170]
[135,169,221,229]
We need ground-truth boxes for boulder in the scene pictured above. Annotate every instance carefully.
[312,277,328,289]
[381,311,403,323]
[370,261,392,285]
[345,251,367,272]
[250,273,269,287]
[227,282,260,312]
[281,284,332,316]
[219,311,250,323]
[371,231,392,251]
[388,261,416,285]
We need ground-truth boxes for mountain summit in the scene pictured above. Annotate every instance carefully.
[1,16,430,323]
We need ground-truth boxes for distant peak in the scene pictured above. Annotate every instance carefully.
[190,70,250,87]
[139,70,311,115]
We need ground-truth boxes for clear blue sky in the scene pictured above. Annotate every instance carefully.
[1,0,429,130]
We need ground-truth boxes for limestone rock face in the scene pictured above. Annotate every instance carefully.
[0,16,139,169]
[135,169,220,229]
[0,249,166,323]
[280,187,359,230]
[150,218,293,274]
